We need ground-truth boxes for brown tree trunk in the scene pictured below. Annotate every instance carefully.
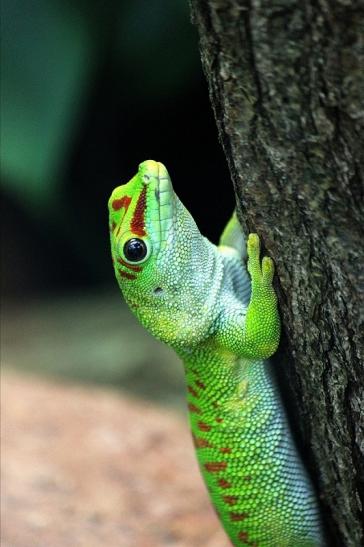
[190,1,364,546]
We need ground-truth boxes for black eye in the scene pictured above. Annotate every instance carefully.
[123,238,148,262]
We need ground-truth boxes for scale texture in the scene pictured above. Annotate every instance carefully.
[108,160,324,546]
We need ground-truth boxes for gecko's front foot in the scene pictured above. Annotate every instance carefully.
[241,233,280,359]
[247,233,275,292]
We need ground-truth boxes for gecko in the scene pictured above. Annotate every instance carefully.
[108,160,324,546]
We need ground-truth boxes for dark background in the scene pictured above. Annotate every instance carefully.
[1,0,234,300]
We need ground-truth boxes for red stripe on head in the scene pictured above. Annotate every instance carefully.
[117,257,142,272]
[112,195,132,212]
[118,270,137,281]
[131,186,147,236]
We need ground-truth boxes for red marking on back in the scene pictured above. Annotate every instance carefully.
[193,435,214,449]
[118,270,136,281]
[197,421,211,432]
[195,380,206,390]
[215,417,224,423]
[131,186,147,236]
[237,531,257,545]
[188,403,201,414]
[230,512,248,522]
[117,257,142,272]
[187,385,199,398]
[220,447,232,454]
[111,221,116,232]
[223,495,238,506]
[218,478,232,489]
[204,462,227,473]
[112,195,131,212]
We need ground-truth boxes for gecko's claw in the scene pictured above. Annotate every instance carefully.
[247,233,260,256]
[262,256,274,285]
[247,233,261,277]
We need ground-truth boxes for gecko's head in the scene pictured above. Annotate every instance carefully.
[108,160,219,349]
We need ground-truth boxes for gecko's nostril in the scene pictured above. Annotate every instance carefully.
[139,160,159,182]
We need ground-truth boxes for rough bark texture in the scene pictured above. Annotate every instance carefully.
[190,1,364,546]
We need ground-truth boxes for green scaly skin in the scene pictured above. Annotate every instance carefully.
[108,160,324,547]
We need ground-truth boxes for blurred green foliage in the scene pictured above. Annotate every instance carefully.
[1,0,197,215]
[1,0,92,212]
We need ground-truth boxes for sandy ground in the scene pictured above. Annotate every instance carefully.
[1,370,230,547]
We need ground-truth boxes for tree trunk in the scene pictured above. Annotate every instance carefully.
[190,1,364,546]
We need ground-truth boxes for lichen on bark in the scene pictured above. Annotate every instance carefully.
[190,1,364,546]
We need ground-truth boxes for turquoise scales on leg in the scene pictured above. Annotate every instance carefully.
[108,160,324,546]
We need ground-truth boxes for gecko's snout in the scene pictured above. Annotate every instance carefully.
[138,160,170,186]
[139,159,160,185]
[156,162,169,180]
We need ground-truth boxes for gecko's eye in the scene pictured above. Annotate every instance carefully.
[123,238,148,263]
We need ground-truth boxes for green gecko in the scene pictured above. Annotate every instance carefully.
[108,160,324,547]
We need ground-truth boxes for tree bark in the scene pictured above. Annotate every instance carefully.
[190,1,364,546]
